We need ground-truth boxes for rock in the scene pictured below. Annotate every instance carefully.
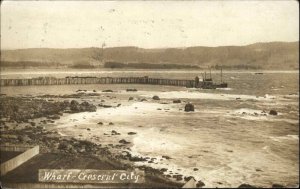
[196,180,205,188]
[109,122,114,125]
[117,104,121,107]
[128,132,137,135]
[184,176,194,182]
[160,168,168,172]
[97,122,103,125]
[126,89,138,92]
[193,168,199,171]
[162,155,172,159]
[173,174,183,181]
[152,95,160,100]
[30,122,36,126]
[70,100,80,112]
[173,99,181,103]
[87,128,91,131]
[128,97,134,101]
[269,110,278,115]
[93,90,97,92]
[238,184,256,188]
[102,90,113,92]
[236,97,241,100]
[272,184,284,188]
[157,108,162,110]
[119,139,131,144]
[111,130,120,135]
[98,104,113,108]
[80,101,97,112]
[184,103,195,112]
[129,156,147,162]
[140,99,147,102]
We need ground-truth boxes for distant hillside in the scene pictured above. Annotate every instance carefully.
[1,41,298,70]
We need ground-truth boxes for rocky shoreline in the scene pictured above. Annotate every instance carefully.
[0,92,296,188]
[0,94,188,187]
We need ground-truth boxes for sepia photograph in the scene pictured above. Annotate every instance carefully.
[0,0,299,188]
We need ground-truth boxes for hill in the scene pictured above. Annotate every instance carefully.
[1,41,298,70]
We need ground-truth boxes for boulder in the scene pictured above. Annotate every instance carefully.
[102,90,113,92]
[128,132,137,135]
[238,184,256,188]
[152,95,160,100]
[269,110,278,115]
[70,100,80,112]
[196,181,205,188]
[119,139,131,144]
[184,103,195,112]
[126,89,138,92]
[80,101,97,112]
[128,97,134,101]
[173,99,181,103]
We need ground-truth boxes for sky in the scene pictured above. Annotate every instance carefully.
[1,0,299,49]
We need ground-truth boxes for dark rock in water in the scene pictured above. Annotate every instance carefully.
[128,132,137,135]
[97,122,103,125]
[70,100,80,112]
[184,176,194,182]
[269,110,278,115]
[152,95,160,100]
[87,128,91,131]
[173,99,181,103]
[109,122,114,125]
[119,139,131,144]
[173,174,183,181]
[238,184,256,188]
[93,90,97,92]
[184,103,195,112]
[196,180,205,188]
[117,104,121,107]
[193,168,199,171]
[140,98,147,102]
[157,108,162,110]
[129,156,147,162]
[128,97,134,101]
[126,89,138,92]
[30,122,36,126]
[80,101,97,112]
[98,104,113,108]
[102,90,113,92]
[160,168,168,172]
[272,184,284,188]
[162,155,172,159]
[111,130,120,135]
[236,97,241,100]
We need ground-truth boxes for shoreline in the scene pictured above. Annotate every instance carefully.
[0,94,193,188]
[1,85,298,188]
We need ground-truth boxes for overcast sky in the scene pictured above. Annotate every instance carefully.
[1,0,299,49]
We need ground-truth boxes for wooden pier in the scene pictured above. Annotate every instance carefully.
[0,76,199,88]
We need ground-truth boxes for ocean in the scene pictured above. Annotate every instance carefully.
[1,69,299,187]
